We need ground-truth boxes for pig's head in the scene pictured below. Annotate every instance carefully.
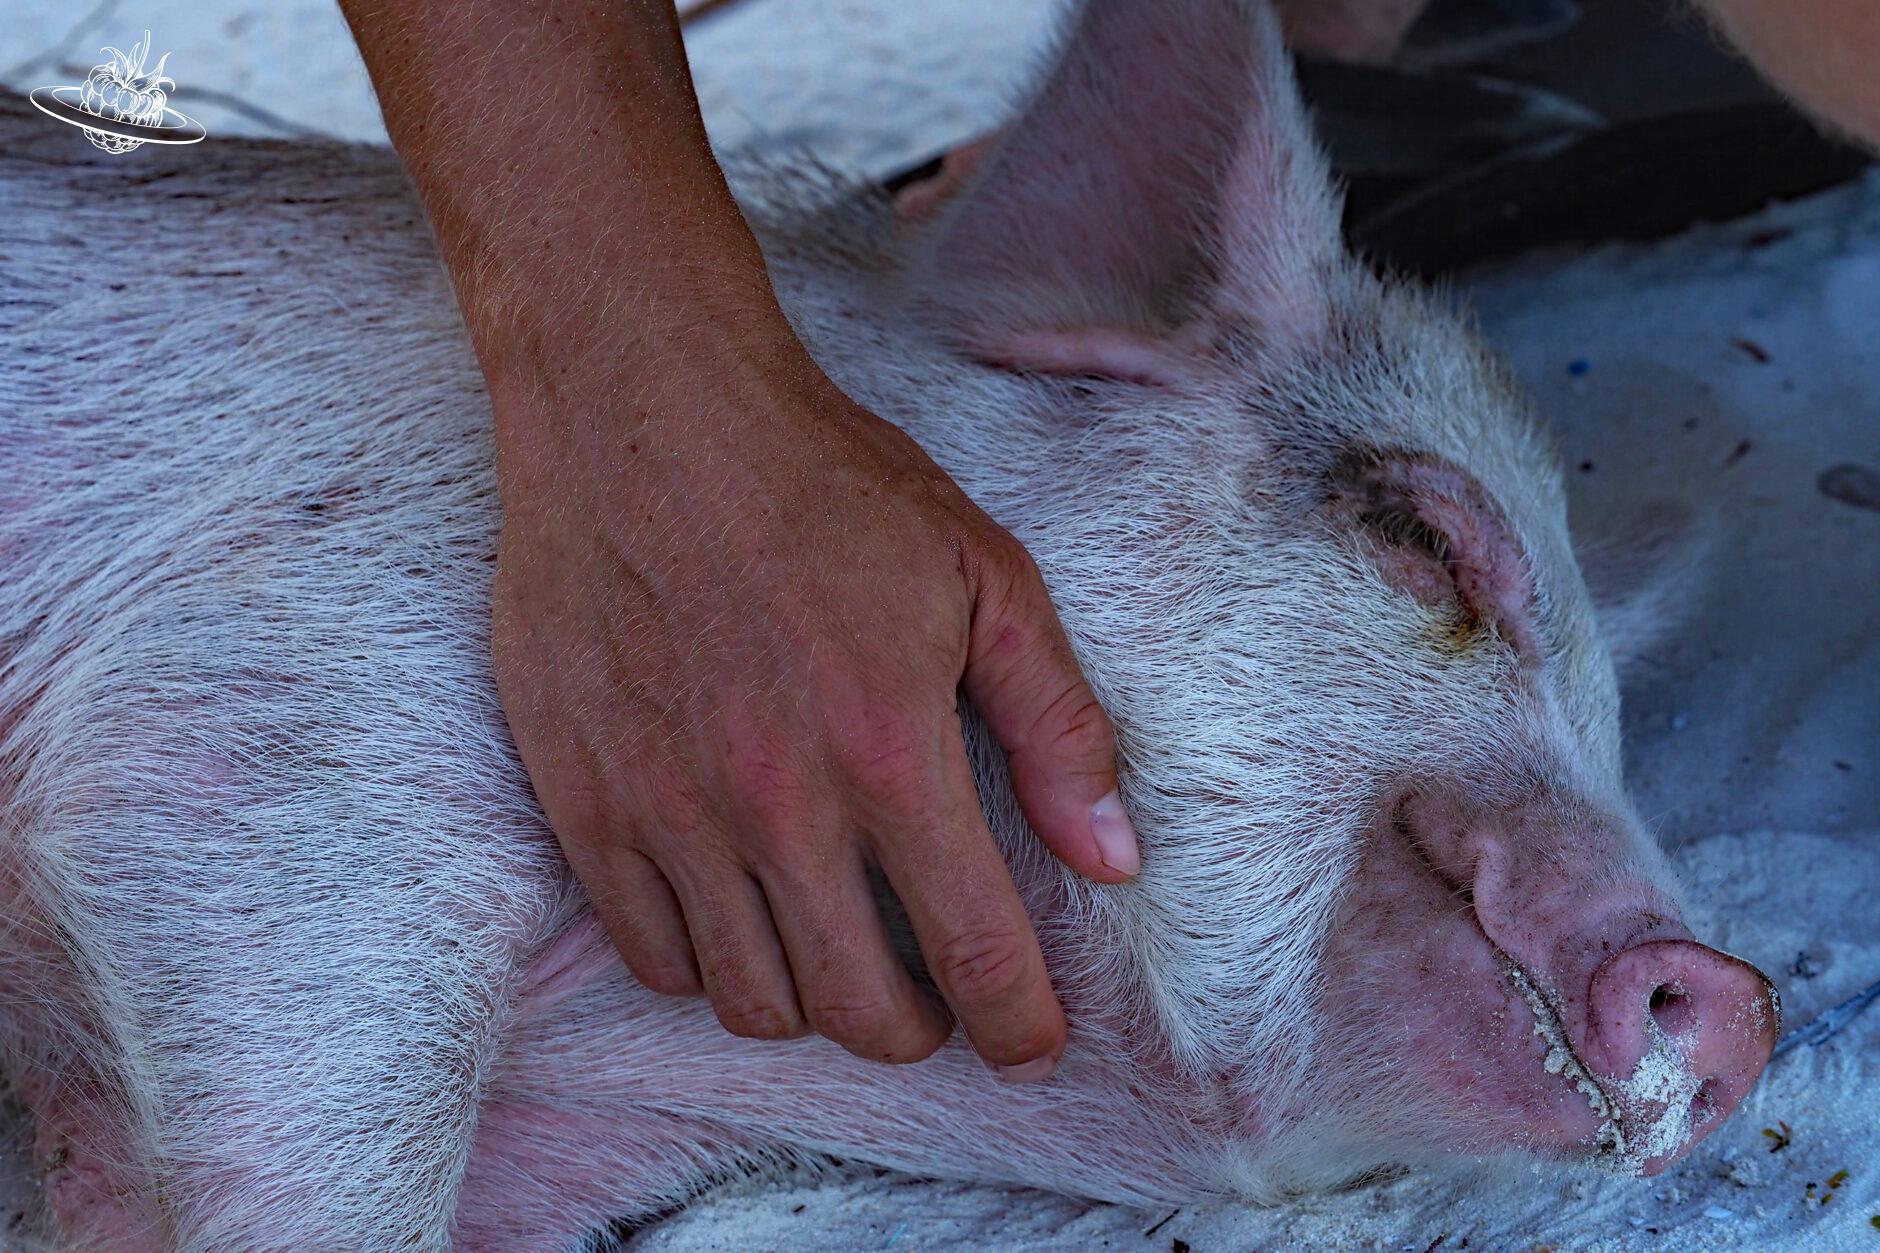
[816,0,1779,1197]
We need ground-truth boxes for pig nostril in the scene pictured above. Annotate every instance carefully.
[1647,983,1694,1035]
[1691,1078,1720,1125]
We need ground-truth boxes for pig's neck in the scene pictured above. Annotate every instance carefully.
[526,915,1250,1206]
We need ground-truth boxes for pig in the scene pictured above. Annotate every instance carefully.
[0,0,1779,1248]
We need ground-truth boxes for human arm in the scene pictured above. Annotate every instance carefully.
[336,0,1141,1077]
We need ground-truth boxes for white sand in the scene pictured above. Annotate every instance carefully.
[1,2,1874,1249]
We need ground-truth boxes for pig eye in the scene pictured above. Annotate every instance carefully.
[1329,448,1541,658]
[1350,498,1465,618]
[1358,505,1452,567]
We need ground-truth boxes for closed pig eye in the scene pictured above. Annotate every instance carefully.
[1353,494,1469,624]
[1331,449,1541,658]
[1358,504,1453,567]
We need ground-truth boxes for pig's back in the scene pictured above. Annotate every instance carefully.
[0,96,577,1246]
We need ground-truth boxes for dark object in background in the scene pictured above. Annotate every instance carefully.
[1341,101,1872,276]
[1818,464,1880,513]
[1295,60,1603,184]
[1397,0,1583,68]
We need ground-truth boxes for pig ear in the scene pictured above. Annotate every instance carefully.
[1571,499,1713,674]
[910,0,1342,381]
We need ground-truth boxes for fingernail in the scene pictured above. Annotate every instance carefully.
[995,1055,1057,1084]
[1090,790,1141,877]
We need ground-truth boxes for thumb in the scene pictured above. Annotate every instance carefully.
[960,539,1140,883]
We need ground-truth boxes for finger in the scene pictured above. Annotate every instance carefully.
[758,847,953,1064]
[962,533,1139,882]
[865,720,1066,1080]
[588,845,704,997]
[662,855,808,1042]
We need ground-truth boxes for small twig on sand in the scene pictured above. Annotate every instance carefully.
[1774,975,1880,1059]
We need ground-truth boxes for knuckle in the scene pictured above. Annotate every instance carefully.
[718,729,824,861]
[722,729,808,816]
[979,526,1041,586]
[634,757,709,835]
[743,814,815,869]
[930,927,1032,1005]
[713,996,807,1041]
[804,995,899,1050]
[832,713,934,804]
[1003,535,1046,586]
[1030,684,1114,762]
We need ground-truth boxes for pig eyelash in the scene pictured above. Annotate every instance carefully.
[1332,452,1543,659]
[1357,505,1453,568]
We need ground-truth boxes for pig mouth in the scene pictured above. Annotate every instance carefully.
[1372,799,1781,1178]
[1467,906,1779,1177]
[1499,962,1625,1157]
[1502,959,1676,1175]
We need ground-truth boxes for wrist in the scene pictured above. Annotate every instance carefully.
[483,287,835,482]
[465,203,792,373]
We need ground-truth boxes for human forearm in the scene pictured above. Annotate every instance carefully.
[339,0,796,392]
[338,0,1134,1082]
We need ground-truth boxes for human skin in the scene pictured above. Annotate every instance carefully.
[1696,0,1880,150]
[336,0,1141,1082]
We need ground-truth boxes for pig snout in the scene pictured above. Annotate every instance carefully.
[1425,796,1781,1176]
[1579,940,1779,1175]
[1329,787,1777,1177]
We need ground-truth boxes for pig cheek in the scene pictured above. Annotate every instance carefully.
[24,1067,159,1249]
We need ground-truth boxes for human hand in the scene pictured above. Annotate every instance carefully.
[489,327,1138,1080]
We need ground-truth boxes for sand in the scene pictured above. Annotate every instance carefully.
[1,2,1874,1249]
